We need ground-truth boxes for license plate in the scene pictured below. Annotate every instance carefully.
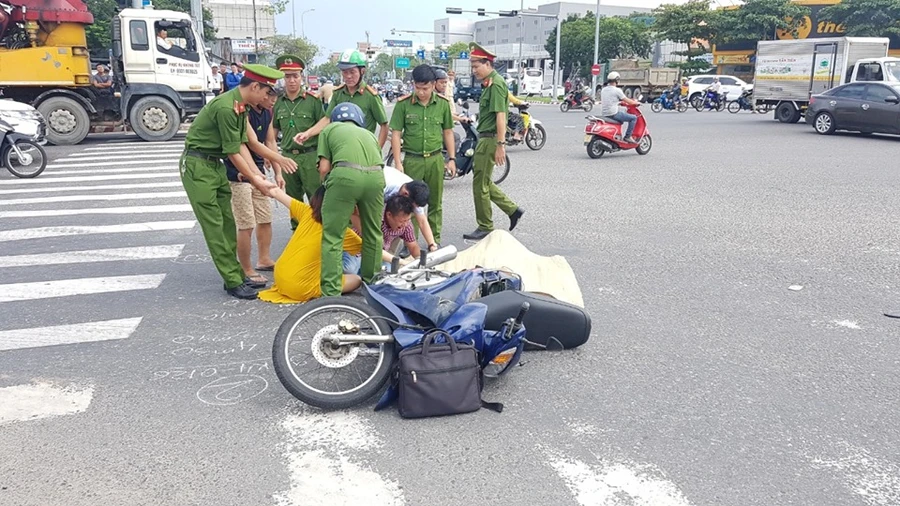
[583,134,592,144]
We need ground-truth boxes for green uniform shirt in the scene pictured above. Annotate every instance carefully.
[389,92,453,154]
[185,87,249,157]
[477,70,509,134]
[325,81,388,133]
[273,91,325,151]
[318,122,384,168]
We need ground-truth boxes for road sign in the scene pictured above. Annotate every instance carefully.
[591,64,601,76]
[439,51,448,60]
[395,57,410,69]
[416,49,425,59]
[459,51,469,59]
[385,39,413,48]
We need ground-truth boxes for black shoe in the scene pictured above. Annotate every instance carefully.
[463,229,490,240]
[885,312,900,319]
[244,276,267,289]
[225,282,258,300]
[509,208,525,231]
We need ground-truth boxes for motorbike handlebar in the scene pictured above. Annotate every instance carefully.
[514,302,530,327]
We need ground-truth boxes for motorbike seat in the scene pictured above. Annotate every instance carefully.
[479,290,591,350]
[600,116,622,124]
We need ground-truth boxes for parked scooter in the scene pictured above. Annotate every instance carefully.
[560,91,594,112]
[506,103,547,151]
[0,114,46,178]
[650,89,687,113]
[583,103,652,158]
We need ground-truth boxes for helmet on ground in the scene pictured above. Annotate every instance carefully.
[330,102,366,128]
[607,71,620,81]
[337,49,367,70]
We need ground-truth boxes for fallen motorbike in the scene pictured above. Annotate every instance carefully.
[692,90,727,112]
[559,91,594,113]
[506,103,547,151]
[584,103,652,158]
[272,248,527,410]
[0,107,47,178]
[651,90,687,113]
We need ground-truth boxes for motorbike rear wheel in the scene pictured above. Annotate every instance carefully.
[4,140,47,178]
[272,297,396,409]
[586,137,605,159]
[583,100,593,113]
[493,155,511,184]
[525,124,546,151]
[677,102,688,113]
[559,102,570,112]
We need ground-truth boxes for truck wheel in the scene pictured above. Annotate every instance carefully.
[624,87,633,99]
[37,96,90,145]
[130,96,181,142]
[775,102,800,124]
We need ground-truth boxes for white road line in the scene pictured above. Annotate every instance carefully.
[0,274,166,302]
[47,158,180,169]
[0,191,185,206]
[0,172,178,185]
[548,455,694,506]
[62,150,184,158]
[809,442,900,506]
[0,204,193,218]
[43,166,177,176]
[0,245,185,267]
[0,317,142,352]
[0,181,184,195]
[82,141,183,150]
[0,383,94,424]
[0,221,195,242]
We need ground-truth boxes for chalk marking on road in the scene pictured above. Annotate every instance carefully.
[43,165,178,176]
[0,244,185,268]
[0,204,192,218]
[832,320,861,329]
[0,382,94,425]
[809,442,900,506]
[82,141,184,150]
[0,317,142,352]
[0,221,195,242]
[46,158,180,169]
[275,410,406,506]
[0,181,184,195]
[0,274,166,302]
[61,150,184,158]
[0,191,185,206]
[0,172,177,185]
[547,453,694,506]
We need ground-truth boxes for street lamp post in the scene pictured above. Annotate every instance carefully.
[300,9,314,39]
[592,0,601,95]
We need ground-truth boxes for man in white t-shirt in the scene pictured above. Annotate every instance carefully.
[599,71,642,143]
[156,28,172,50]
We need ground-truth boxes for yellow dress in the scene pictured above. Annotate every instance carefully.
[258,200,362,304]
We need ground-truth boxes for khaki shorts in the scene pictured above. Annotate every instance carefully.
[230,182,272,230]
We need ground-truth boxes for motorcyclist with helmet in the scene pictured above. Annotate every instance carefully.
[599,71,642,144]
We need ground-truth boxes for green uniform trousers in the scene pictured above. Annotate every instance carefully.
[472,137,517,232]
[282,151,321,229]
[180,154,244,289]
[321,166,385,296]
[403,155,444,244]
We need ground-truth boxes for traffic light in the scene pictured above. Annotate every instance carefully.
[445,7,462,14]
[498,10,517,17]
[477,8,485,16]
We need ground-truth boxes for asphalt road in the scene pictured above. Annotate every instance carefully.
[1,105,899,506]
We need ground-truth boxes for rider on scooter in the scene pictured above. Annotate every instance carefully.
[599,71,642,144]
[705,77,722,106]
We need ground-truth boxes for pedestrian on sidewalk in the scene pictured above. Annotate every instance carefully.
[271,54,325,230]
[388,64,453,247]
[317,102,385,296]
[463,43,525,241]
[180,63,288,300]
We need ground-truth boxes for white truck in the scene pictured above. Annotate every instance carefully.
[753,37,900,123]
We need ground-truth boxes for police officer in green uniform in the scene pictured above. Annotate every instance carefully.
[293,49,389,149]
[463,43,525,241]
[318,102,386,296]
[389,64,454,247]
[181,63,287,299]
[271,54,324,229]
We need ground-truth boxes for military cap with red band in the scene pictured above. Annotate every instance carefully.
[276,54,305,72]
[241,63,283,86]
[468,42,496,62]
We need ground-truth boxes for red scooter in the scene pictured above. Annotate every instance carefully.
[583,103,652,158]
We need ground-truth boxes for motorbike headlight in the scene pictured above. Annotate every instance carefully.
[483,348,518,378]
[464,148,474,157]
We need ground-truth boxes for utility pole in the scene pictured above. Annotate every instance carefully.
[517,0,523,89]
[190,0,204,44]
[251,0,259,61]
[592,0,600,95]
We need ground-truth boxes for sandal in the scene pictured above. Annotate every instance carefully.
[256,264,275,272]
[245,274,268,288]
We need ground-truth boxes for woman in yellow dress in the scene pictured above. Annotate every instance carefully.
[259,186,362,303]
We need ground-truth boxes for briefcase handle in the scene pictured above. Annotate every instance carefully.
[421,330,459,354]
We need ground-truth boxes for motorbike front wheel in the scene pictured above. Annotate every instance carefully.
[650,102,663,113]
[525,124,547,151]
[560,102,570,112]
[727,101,742,114]
[716,100,726,112]
[4,140,47,178]
[272,297,396,410]
[676,102,688,113]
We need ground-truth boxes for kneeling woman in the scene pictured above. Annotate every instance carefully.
[259,186,362,304]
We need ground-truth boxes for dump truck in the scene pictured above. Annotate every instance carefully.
[753,37,900,123]
[0,0,213,145]
[608,59,681,102]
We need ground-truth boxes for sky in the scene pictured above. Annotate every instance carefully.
[273,0,689,64]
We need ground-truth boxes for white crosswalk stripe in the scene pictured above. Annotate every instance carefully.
[0,138,197,353]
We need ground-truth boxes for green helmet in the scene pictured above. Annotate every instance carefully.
[337,49,367,70]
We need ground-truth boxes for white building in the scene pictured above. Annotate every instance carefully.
[205,0,275,63]
[432,18,476,45]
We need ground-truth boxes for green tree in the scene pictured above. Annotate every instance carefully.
[309,60,340,81]
[545,12,651,78]
[444,41,469,58]
[715,0,810,44]
[651,0,719,51]
[258,35,318,66]
[819,0,900,39]
[84,0,118,51]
